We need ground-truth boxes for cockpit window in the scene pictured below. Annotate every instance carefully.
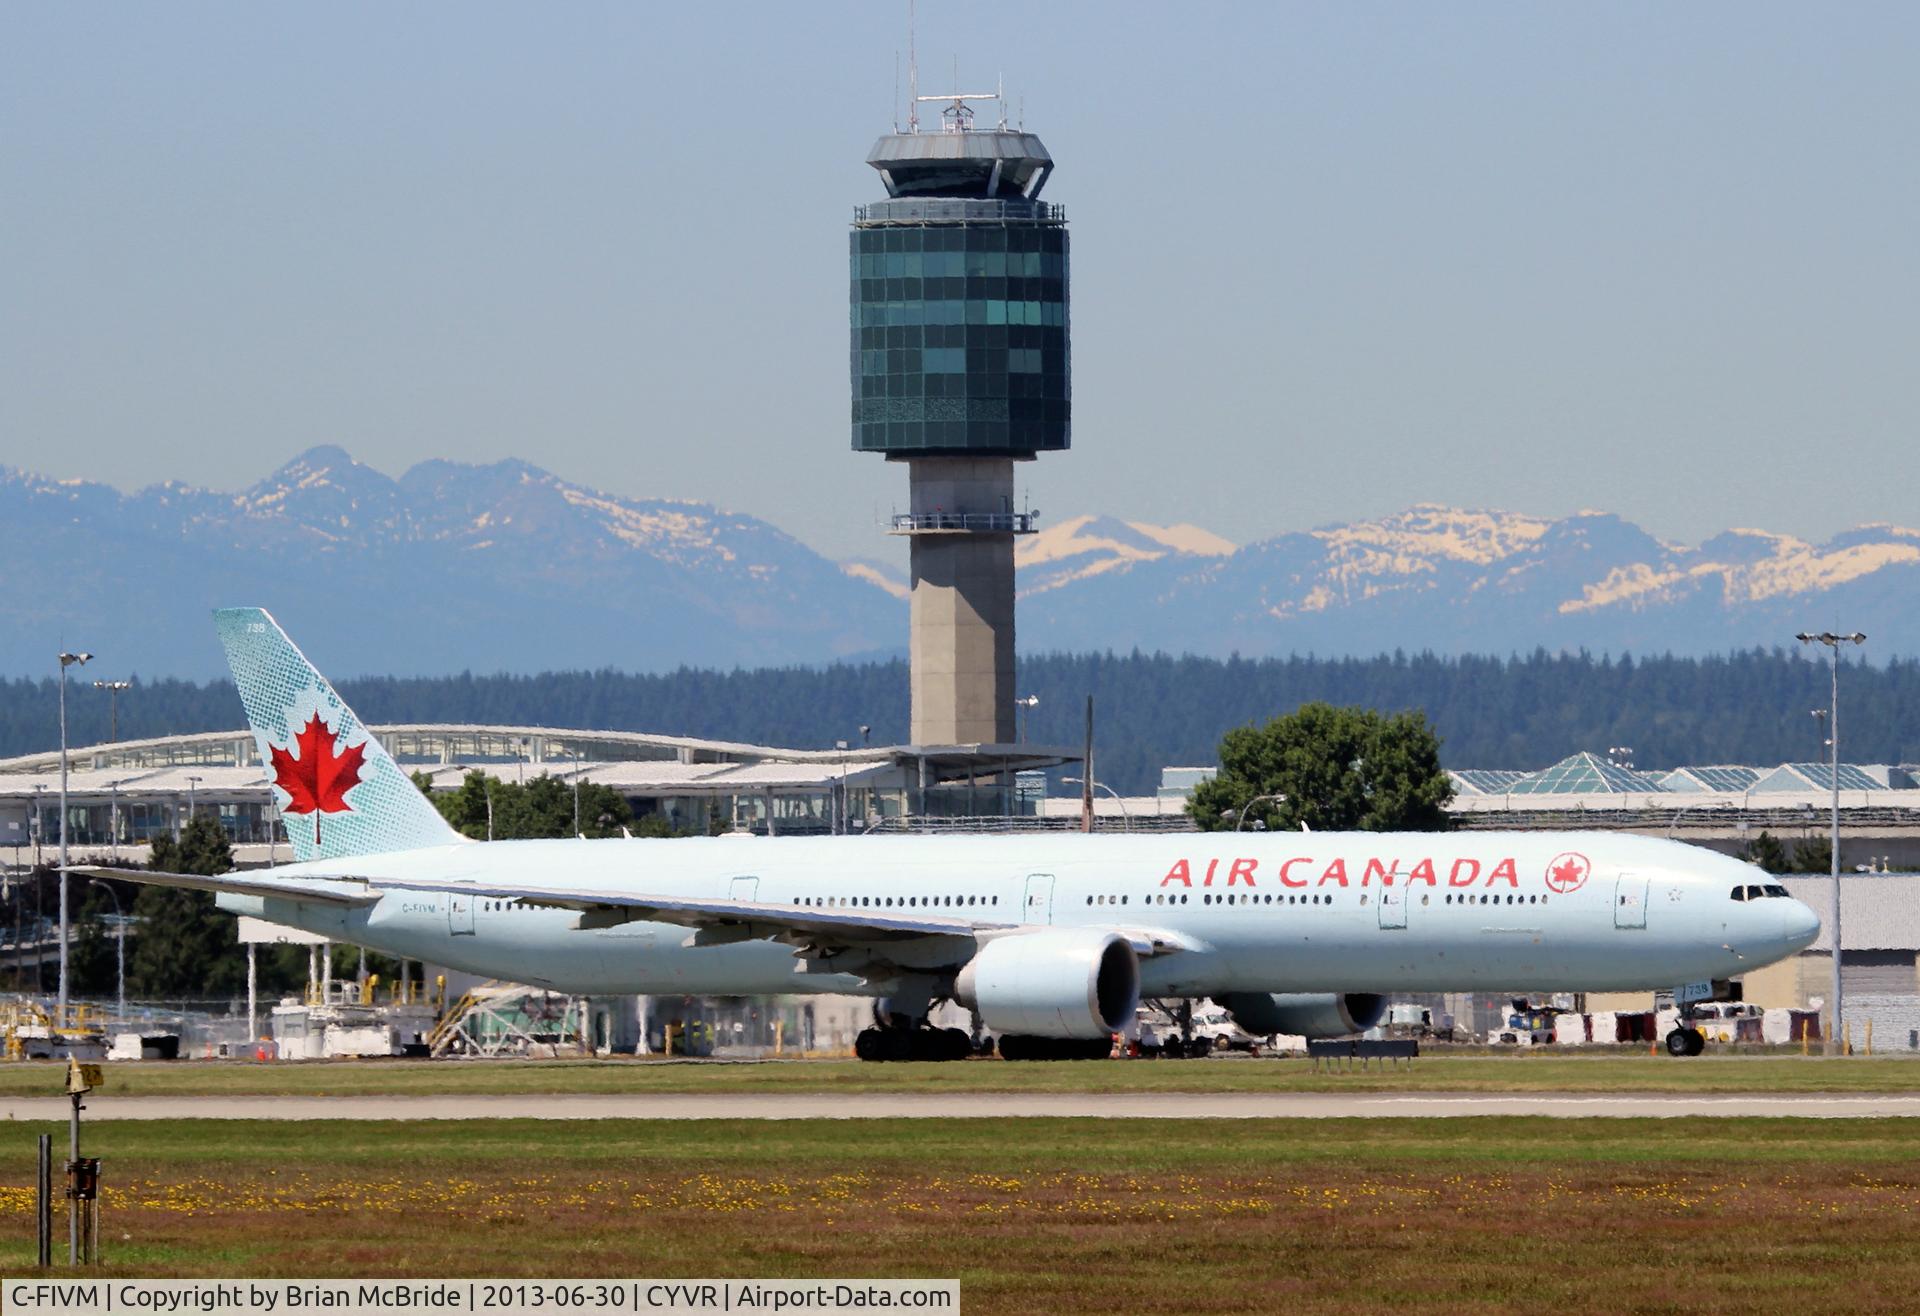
[1731,886,1749,901]
[1764,884,1789,898]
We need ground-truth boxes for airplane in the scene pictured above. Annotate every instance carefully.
[72,607,1822,1061]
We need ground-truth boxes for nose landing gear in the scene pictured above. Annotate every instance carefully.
[1665,1026,1706,1057]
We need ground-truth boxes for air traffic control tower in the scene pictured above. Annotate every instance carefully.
[852,89,1068,745]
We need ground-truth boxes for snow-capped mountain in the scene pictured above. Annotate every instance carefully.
[1015,515,1236,596]
[0,447,901,677]
[6,448,1919,677]
[1017,504,1920,658]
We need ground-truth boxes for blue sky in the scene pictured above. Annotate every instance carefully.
[3,4,1916,561]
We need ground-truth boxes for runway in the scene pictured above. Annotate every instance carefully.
[6,1091,1920,1120]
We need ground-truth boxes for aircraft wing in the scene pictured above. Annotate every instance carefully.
[366,876,1196,956]
[64,865,380,907]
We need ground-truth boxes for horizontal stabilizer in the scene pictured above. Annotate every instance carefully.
[65,865,378,907]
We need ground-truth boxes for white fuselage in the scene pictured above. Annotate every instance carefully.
[216,829,1820,999]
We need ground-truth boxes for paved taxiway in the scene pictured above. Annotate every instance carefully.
[6,1092,1920,1120]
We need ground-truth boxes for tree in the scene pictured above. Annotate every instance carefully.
[1792,837,1836,874]
[1188,702,1453,833]
[1743,831,1791,875]
[131,813,243,998]
[413,770,636,840]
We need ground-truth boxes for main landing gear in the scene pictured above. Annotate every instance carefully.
[853,1026,972,1062]
[996,1035,1113,1061]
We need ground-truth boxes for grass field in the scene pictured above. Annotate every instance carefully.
[3,1118,1919,1313]
[0,1053,1917,1098]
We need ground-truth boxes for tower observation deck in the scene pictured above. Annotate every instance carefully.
[852,89,1070,746]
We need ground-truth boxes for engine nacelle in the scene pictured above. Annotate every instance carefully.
[1217,992,1388,1039]
[953,929,1140,1039]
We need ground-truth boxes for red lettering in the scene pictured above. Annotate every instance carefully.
[1203,858,1220,887]
[1363,858,1396,887]
[1489,858,1519,887]
[1161,859,1193,888]
[1448,858,1481,887]
[1228,857,1258,886]
[1279,857,1313,888]
[1408,858,1437,887]
[1319,858,1349,887]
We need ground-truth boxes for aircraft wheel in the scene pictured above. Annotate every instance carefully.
[1666,1027,1707,1057]
[942,1027,972,1061]
[854,1028,884,1062]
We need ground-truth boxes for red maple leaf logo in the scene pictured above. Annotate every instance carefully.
[1545,851,1590,894]
[270,713,366,819]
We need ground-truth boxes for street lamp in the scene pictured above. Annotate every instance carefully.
[87,879,124,1025]
[1015,695,1040,744]
[1796,630,1866,1055]
[1061,777,1129,831]
[185,775,203,830]
[92,680,131,743]
[56,649,91,1014]
[1235,793,1289,833]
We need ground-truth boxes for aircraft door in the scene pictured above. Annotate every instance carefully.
[1022,874,1055,925]
[730,877,760,902]
[448,892,476,936]
[1377,885,1408,930]
[1614,873,1649,929]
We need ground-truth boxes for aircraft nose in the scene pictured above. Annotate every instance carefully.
[1782,899,1821,952]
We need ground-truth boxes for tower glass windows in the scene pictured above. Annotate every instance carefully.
[850,222,1070,455]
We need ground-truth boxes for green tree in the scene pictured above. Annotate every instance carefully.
[413,770,635,840]
[1743,831,1791,875]
[131,813,243,998]
[69,882,123,999]
[1188,702,1453,833]
[1791,837,1836,874]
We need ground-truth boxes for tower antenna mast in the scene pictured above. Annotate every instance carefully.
[907,0,918,133]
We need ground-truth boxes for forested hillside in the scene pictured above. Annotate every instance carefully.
[3,649,1911,795]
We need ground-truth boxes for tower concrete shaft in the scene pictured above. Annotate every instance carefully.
[901,457,1019,745]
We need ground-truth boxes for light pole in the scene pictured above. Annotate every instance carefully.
[88,879,124,1024]
[1015,694,1039,744]
[185,775,203,831]
[57,649,91,1014]
[1796,630,1866,1055]
[92,680,131,743]
[1061,777,1130,831]
[1235,793,1289,833]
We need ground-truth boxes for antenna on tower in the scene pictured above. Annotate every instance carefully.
[996,72,1006,129]
[893,51,900,132]
[907,0,919,133]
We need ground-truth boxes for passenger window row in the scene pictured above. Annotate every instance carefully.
[798,895,998,910]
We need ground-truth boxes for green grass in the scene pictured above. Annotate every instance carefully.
[3,1119,1919,1313]
[0,1052,1917,1099]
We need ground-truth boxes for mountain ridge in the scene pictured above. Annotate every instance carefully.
[5,448,1919,675]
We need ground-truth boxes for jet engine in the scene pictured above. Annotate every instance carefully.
[953,929,1139,1039]
[1217,992,1388,1039]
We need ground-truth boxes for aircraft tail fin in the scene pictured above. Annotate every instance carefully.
[214,607,463,862]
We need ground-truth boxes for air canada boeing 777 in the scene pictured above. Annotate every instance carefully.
[75,608,1821,1060]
